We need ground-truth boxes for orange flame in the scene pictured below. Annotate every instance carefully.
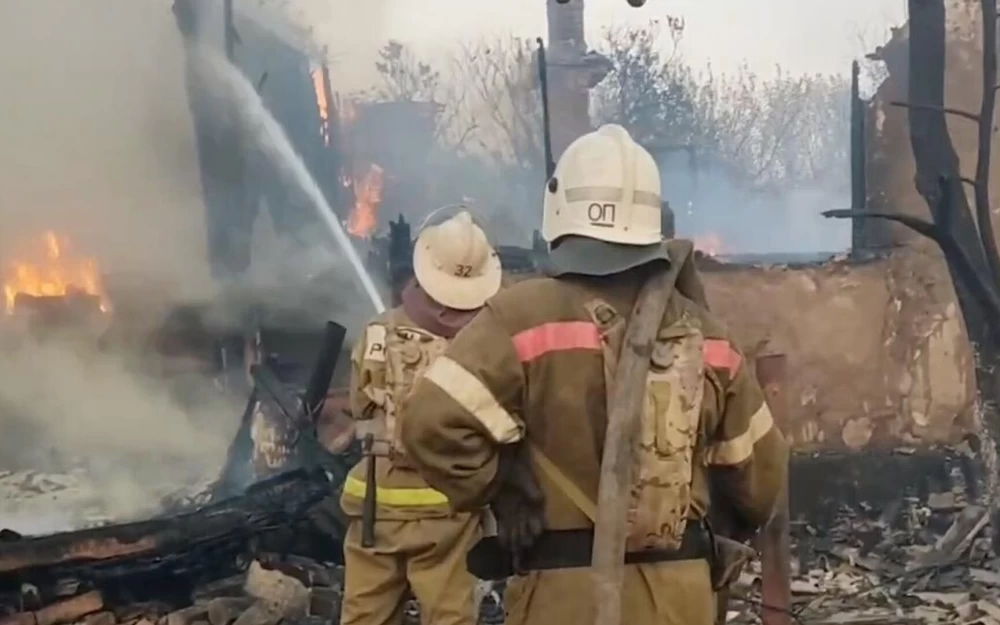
[310,68,331,146]
[2,231,109,314]
[693,233,724,257]
[346,164,384,239]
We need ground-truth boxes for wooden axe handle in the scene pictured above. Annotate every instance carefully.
[591,267,674,625]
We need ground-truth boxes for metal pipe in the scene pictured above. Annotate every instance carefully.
[850,60,867,255]
[536,38,555,179]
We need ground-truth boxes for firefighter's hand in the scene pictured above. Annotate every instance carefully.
[491,445,546,570]
[316,391,354,454]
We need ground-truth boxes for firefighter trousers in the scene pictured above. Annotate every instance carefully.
[502,559,716,625]
[339,513,481,625]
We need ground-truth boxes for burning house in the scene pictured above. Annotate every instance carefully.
[0,3,461,622]
[2,0,999,622]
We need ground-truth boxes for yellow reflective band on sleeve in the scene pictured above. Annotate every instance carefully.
[423,356,524,444]
[706,402,775,466]
[342,476,450,506]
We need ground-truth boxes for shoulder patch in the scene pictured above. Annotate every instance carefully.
[364,324,387,362]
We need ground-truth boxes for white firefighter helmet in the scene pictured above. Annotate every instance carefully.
[542,124,667,276]
[412,209,502,310]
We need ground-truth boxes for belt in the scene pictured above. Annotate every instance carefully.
[467,523,710,580]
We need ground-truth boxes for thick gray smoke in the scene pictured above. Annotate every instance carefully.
[0,0,394,536]
[0,0,238,534]
[185,42,386,314]
[247,0,391,92]
[0,336,240,534]
[0,0,338,535]
[0,0,213,298]
[658,153,851,255]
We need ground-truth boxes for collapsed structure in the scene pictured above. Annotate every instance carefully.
[1,0,998,623]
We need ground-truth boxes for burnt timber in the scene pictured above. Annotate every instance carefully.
[0,469,331,590]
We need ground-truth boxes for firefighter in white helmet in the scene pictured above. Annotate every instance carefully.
[338,208,502,625]
[399,125,789,625]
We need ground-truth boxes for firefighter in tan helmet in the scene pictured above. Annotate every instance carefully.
[399,125,789,625]
[338,208,502,625]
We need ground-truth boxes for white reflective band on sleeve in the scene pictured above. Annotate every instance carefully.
[364,324,387,362]
[706,402,775,466]
[423,356,524,444]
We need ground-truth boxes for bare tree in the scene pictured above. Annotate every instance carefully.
[591,17,694,146]
[371,40,440,102]
[591,21,850,193]
[452,36,545,171]
[362,26,852,237]
[826,0,1000,536]
[367,40,478,151]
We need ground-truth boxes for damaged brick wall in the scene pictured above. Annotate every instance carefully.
[700,250,974,451]
[816,0,990,451]
[864,0,996,250]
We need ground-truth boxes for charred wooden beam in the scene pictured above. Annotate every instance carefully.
[849,60,868,256]
[0,590,104,625]
[216,321,348,499]
[387,216,413,307]
[0,469,330,587]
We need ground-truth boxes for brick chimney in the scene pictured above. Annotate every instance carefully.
[545,0,611,160]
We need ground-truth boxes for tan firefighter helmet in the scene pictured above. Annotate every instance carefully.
[412,208,502,310]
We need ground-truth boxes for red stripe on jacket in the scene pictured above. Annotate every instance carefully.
[512,321,602,363]
[703,339,742,377]
[513,322,741,379]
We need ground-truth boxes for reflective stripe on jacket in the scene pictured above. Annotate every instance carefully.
[340,306,453,520]
[400,241,789,535]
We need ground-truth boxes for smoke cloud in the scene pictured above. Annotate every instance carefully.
[0,0,214,299]
[0,333,241,534]
[0,1,299,534]
[0,0,231,535]
[659,153,851,255]
[0,0,389,537]
[245,0,391,92]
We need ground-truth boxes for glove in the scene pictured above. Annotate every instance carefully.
[489,443,546,573]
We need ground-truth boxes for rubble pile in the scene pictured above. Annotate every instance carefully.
[0,470,340,625]
[0,467,504,625]
[0,558,503,625]
[728,488,1000,624]
[0,560,341,625]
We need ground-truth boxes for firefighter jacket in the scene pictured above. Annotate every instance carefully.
[399,240,789,544]
[340,306,457,520]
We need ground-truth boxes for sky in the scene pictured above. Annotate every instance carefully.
[309,0,908,87]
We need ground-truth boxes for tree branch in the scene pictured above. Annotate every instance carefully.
[823,208,1000,320]
[822,209,942,241]
[973,0,1000,285]
[890,100,981,123]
